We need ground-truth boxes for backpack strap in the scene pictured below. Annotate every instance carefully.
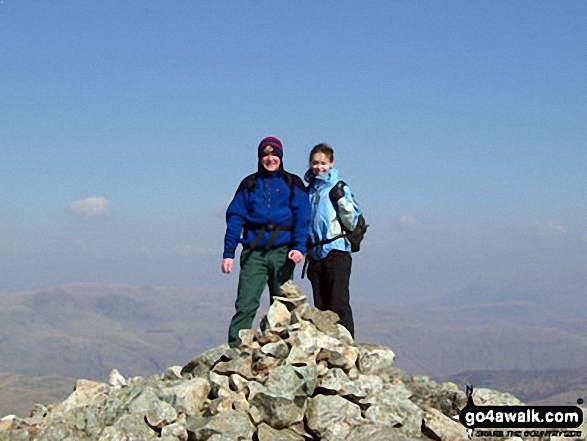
[306,181,355,250]
[245,173,258,193]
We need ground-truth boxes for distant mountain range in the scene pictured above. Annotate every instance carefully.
[1,282,587,416]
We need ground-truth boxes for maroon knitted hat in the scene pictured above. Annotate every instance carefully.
[258,136,283,159]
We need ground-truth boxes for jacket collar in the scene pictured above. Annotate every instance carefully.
[304,166,339,186]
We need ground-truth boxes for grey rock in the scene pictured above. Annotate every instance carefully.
[159,377,211,416]
[260,340,289,359]
[264,365,305,399]
[348,424,417,441]
[209,371,230,399]
[160,415,188,441]
[108,369,127,388]
[98,426,129,441]
[284,322,320,365]
[190,410,254,440]
[128,386,161,415]
[421,405,468,441]
[236,329,259,350]
[180,345,228,378]
[213,352,255,381]
[113,413,160,439]
[306,394,364,440]
[265,300,291,330]
[256,423,304,441]
[362,384,423,437]
[162,366,183,382]
[145,399,177,429]
[473,387,522,406]
[318,368,365,400]
[249,391,305,429]
[356,344,395,374]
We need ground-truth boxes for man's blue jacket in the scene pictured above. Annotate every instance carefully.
[223,168,311,259]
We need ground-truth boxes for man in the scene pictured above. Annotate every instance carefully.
[222,136,310,348]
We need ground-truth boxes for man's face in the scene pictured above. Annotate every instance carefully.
[261,153,281,172]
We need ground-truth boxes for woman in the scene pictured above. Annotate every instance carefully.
[304,143,362,337]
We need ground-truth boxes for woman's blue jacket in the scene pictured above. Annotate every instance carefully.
[304,167,361,260]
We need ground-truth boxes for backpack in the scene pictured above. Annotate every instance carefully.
[306,181,368,253]
[329,181,368,252]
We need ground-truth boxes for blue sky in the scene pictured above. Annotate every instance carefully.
[1,1,586,315]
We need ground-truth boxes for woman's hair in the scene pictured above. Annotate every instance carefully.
[309,143,334,164]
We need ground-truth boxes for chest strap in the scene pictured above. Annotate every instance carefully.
[244,223,293,250]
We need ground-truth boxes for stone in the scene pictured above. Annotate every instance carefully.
[292,365,318,396]
[284,322,320,365]
[159,377,211,416]
[108,369,127,387]
[421,406,468,441]
[209,371,230,398]
[0,420,14,433]
[145,399,177,429]
[213,352,255,380]
[190,410,254,440]
[237,329,260,349]
[316,344,359,370]
[305,308,341,338]
[251,351,281,375]
[306,394,364,440]
[180,344,228,378]
[204,397,233,416]
[118,414,160,439]
[260,340,289,359]
[318,368,366,400]
[98,426,129,441]
[473,387,522,406]
[257,423,304,441]
[356,344,395,374]
[128,386,160,415]
[278,280,305,300]
[249,391,305,429]
[264,365,305,399]
[348,424,413,441]
[362,384,423,438]
[265,300,291,330]
[228,373,248,393]
[162,366,183,381]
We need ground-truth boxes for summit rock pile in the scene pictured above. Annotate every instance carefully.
[1,282,580,440]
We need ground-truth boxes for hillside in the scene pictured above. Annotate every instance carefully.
[2,283,587,418]
[440,368,587,405]
[0,373,75,418]
[0,283,545,440]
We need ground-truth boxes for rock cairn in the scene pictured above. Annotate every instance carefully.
[2,282,578,441]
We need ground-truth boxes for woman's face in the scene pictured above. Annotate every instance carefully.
[310,152,333,176]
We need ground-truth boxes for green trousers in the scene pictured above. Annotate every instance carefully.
[228,246,294,347]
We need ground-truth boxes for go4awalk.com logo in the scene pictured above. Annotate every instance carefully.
[458,386,584,439]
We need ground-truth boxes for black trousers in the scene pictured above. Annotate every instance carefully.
[307,250,354,337]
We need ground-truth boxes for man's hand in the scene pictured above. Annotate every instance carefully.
[288,250,303,264]
[221,258,233,274]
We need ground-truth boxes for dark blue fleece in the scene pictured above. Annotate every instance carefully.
[223,169,311,259]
